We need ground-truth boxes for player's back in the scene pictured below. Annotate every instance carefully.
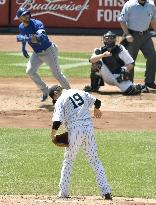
[58,89,95,125]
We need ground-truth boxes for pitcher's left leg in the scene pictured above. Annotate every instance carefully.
[82,128,111,196]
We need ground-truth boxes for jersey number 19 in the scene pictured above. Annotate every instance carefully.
[69,93,84,109]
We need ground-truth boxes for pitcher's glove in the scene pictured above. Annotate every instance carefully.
[52,132,69,147]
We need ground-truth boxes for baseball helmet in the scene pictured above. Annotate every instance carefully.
[103,30,116,48]
[16,7,31,18]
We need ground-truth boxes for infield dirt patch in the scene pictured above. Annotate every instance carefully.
[0,77,156,131]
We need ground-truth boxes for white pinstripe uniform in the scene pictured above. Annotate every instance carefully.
[52,89,111,197]
[92,45,134,92]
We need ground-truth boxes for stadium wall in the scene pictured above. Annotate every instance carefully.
[0,0,155,35]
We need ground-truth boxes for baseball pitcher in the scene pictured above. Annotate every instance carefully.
[49,85,112,200]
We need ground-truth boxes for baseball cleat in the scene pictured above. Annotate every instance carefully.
[145,82,156,89]
[104,193,113,200]
[83,85,92,92]
[141,85,149,93]
[57,195,71,199]
[40,93,48,102]
[83,85,99,93]
[136,84,149,93]
[57,193,70,199]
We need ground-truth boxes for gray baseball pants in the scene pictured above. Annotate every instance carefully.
[100,64,133,92]
[26,45,70,95]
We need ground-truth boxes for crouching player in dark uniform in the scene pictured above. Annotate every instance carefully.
[84,31,148,95]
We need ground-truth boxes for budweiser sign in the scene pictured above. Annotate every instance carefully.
[14,0,90,21]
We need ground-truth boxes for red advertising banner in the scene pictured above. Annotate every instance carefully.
[0,0,9,26]
[11,0,126,28]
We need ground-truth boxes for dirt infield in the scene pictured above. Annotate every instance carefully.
[0,35,156,205]
[1,195,156,205]
[0,77,156,131]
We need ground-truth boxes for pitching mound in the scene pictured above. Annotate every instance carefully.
[0,78,156,131]
[1,195,156,205]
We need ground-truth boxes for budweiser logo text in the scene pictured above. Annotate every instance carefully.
[15,0,90,21]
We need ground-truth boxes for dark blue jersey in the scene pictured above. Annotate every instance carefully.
[19,19,52,53]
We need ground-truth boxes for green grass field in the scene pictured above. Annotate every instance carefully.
[0,51,147,78]
[0,128,156,198]
[0,52,156,198]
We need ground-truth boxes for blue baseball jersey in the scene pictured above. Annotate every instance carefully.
[19,19,52,53]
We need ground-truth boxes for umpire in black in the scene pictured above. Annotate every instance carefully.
[118,0,156,89]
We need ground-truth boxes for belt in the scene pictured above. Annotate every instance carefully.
[36,46,50,54]
[129,29,148,35]
[36,44,55,54]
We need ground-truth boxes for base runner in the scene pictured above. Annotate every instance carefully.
[16,7,70,102]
